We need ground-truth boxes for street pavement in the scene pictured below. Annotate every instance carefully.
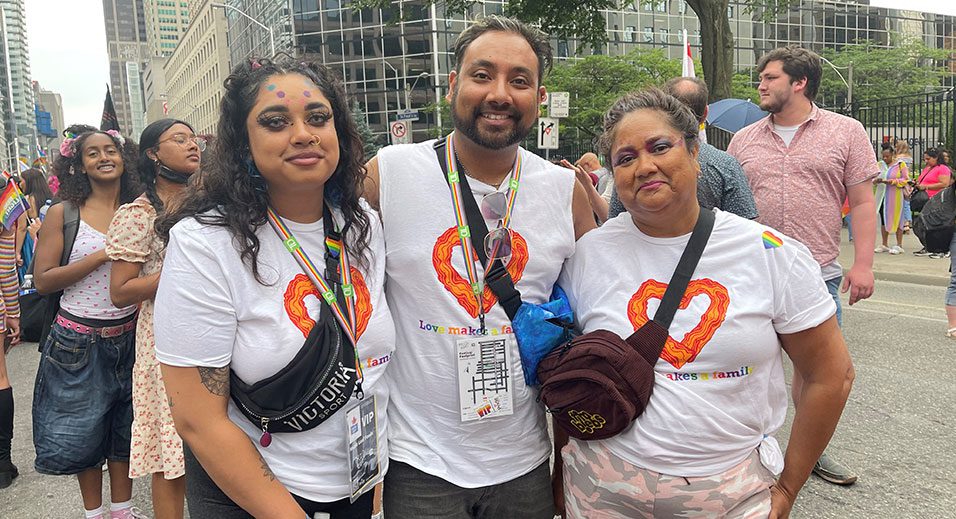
[0,229,954,518]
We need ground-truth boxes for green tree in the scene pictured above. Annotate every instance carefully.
[351,102,382,158]
[546,49,688,139]
[731,69,759,104]
[818,40,950,105]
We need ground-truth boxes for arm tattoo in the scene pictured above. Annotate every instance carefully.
[197,367,229,396]
[254,443,277,482]
[167,396,174,409]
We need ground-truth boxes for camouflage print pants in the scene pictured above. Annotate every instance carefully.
[562,438,774,518]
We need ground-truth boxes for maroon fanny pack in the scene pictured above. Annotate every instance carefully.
[537,208,715,441]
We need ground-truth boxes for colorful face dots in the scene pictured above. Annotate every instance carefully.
[303,91,312,97]
[276,91,286,98]
[266,84,277,91]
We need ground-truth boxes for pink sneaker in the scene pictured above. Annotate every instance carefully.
[110,507,149,519]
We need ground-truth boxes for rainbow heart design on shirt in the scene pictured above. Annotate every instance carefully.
[283,269,372,340]
[627,278,730,369]
[432,227,529,318]
[762,231,783,249]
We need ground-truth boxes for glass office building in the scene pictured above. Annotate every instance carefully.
[226,0,955,139]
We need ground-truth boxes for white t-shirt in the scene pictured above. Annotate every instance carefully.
[558,210,835,477]
[772,122,800,147]
[378,140,577,487]
[154,203,395,502]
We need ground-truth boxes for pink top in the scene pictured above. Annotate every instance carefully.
[60,220,138,320]
[917,164,952,198]
[727,105,878,267]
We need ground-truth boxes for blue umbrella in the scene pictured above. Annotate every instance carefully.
[706,98,768,133]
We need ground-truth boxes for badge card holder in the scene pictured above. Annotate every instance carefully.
[345,395,379,503]
[456,335,516,422]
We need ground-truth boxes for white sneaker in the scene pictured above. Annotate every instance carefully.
[874,245,890,253]
[888,246,903,255]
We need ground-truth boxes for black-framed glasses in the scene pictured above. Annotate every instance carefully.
[158,133,206,152]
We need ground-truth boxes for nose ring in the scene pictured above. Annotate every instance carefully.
[309,135,321,146]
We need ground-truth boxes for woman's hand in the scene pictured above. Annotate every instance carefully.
[27,219,41,239]
[768,483,796,518]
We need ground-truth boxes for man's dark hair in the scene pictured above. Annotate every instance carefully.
[663,77,709,123]
[453,15,553,85]
[757,45,822,101]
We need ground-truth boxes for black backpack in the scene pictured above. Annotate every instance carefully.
[21,201,80,346]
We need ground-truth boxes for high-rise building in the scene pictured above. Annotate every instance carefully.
[103,0,192,139]
[103,0,150,137]
[144,0,191,57]
[163,0,231,134]
[0,0,36,164]
[220,0,293,65]
[289,0,954,138]
[33,80,64,157]
[142,57,169,125]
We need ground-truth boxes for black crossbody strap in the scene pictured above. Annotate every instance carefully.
[650,208,716,330]
[434,138,522,320]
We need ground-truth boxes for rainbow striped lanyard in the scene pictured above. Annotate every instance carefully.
[443,132,523,328]
[266,206,363,382]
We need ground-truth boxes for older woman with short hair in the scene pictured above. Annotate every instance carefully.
[557,89,854,518]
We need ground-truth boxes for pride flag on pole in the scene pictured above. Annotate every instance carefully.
[0,177,28,230]
[17,157,29,173]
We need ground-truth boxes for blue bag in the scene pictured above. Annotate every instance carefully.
[512,285,576,386]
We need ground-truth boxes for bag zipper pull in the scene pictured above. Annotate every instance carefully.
[355,380,365,400]
[259,417,272,448]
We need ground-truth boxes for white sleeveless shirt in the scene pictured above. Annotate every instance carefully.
[378,140,576,488]
[60,220,137,320]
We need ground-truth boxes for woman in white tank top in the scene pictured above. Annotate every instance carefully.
[31,124,145,519]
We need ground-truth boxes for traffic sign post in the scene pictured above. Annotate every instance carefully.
[549,92,569,118]
[538,117,559,150]
[390,120,412,145]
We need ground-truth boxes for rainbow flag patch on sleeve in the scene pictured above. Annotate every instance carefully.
[762,231,783,249]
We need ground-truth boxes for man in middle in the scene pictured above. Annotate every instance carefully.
[363,15,594,519]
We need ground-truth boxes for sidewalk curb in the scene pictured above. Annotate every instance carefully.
[872,269,948,287]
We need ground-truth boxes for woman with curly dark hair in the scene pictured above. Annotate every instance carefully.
[154,57,394,518]
[31,126,146,519]
[107,118,203,519]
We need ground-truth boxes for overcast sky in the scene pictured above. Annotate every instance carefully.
[24,0,956,134]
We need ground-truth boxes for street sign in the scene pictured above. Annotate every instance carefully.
[538,117,558,150]
[397,109,420,122]
[390,120,412,145]
[549,92,569,118]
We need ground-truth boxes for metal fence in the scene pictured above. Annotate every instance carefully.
[834,88,956,167]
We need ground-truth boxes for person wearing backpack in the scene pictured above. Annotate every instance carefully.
[31,126,145,519]
[556,89,853,518]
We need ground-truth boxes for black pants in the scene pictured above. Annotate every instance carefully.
[184,444,373,518]
[384,459,554,519]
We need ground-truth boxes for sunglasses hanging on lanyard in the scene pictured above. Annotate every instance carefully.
[437,132,522,332]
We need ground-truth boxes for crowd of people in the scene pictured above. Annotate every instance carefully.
[5,13,941,519]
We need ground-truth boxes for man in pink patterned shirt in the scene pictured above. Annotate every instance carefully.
[728,45,876,488]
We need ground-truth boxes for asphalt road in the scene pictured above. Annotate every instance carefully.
[0,277,953,518]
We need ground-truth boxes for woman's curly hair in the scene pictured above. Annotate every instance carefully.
[156,55,371,284]
[52,125,142,205]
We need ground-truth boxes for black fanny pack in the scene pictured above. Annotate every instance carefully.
[229,207,359,444]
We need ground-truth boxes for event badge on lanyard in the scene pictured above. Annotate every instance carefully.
[442,133,521,422]
[267,207,380,495]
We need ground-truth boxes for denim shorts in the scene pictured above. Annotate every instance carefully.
[32,321,135,475]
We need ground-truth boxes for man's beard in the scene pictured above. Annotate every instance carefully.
[759,92,786,114]
[450,90,533,150]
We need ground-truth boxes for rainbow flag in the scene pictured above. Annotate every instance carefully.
[0,179,27,230]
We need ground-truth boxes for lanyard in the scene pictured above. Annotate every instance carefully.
[266,206,363,382]
[442,132,523,329]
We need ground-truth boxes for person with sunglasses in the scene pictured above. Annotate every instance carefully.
[363,15,595,519]
[105,118,202,519]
